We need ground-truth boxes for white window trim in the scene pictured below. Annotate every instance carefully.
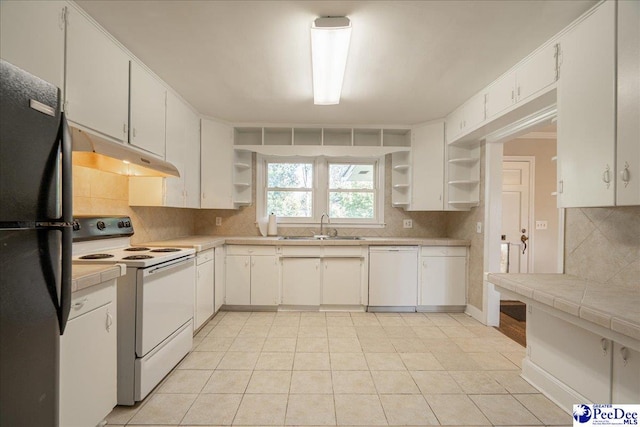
[256,155,385,227]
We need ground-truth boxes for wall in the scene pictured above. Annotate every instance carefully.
[447,144,485,311]
[564,206,640,290]
[195,154,449,238]
[503,138,558,273]
[72,165,195,244]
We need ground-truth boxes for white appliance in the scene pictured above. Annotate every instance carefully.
[72,216,195,405]
[368,246,419,311]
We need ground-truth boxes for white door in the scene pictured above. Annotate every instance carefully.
[225,255,250,305]
[501,160,531,273]
[250,256,278,305]
[281,258,321,305]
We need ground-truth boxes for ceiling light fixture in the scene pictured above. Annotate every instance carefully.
[311,16,352,105]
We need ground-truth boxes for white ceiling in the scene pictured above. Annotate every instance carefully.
[76,0,596,126]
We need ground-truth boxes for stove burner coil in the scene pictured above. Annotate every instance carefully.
[122,255,154,260]
[150,248,181,252]
[79,253,115,259]
[125,247,150,251]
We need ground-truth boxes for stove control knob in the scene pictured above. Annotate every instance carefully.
[97,221,106,230]
[124,220,131,227]
[72,220,81,231]
[117,220,125,228]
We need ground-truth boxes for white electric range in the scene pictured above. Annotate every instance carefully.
[72,216,196,405]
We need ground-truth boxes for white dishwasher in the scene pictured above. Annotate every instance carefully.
[368,246,419,311]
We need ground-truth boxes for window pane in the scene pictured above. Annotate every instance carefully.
[329,164,374,190]
[268,163,313,188]
[329,192,374,219]
[267,191,312,217]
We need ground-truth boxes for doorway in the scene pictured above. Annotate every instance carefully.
[501,158,533,275]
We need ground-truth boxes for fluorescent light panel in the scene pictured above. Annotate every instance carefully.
[311,17,351,105]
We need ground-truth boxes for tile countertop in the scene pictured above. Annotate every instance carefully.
[487,273,640,342]
[141,235,470,251]
[71,263,125,293]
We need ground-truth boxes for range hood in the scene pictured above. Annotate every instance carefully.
[71,126,180,177]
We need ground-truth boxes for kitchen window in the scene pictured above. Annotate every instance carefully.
[257,156,384,226]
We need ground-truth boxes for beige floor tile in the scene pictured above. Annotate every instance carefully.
[410,371,463,394]
[217,352,259,370]
[515,394,570,425]
[177,351,225,370]
[254,352,295,370]
[334,394,387,425]
[470,394,541,425]
[489,371,538,394]
[209,325,242,338]
[300,316,327,327]
[246,371,291,394]
[352,316,381,326]
[128,393,197,425]
[296,337,329,352]
[355,326,386,338]
[449,371,507,394]
[365,353,406,370]
[502,351,526,368]
[332,370,376,394]
[328,326,358,338]
[268,326,299,338]
[202,370,252,393]
[371,370,420,394]
[468,352,520,370]
[285,394,336,426]
[450,313,483,326]
[425,313,461,326]
[293,352,330,370]
[298,326,328,338]
[399,353,444,370]
[327,316,354,326]
[390,338,428,352]
[157,369,213,394]
[421,338,463,353]
[379,394,439,425]
[272,318,300,328]
[384,326,418,338]
[229,337,265,352]
[325,311,351,317]
[197,336,235,352]
[330,352,369,370]
[233,394,288,425]
[359,338,396,353]
[439,326,477,338]
[290,370,333,394]
[329,337,362,352]
[377,316,407,327]
[262,337,297,352]
[467,325,506,337]
[106,403,144,425]
[237,325,271,338]
[411,326,448,339]
[401,314,433,326]
[425,394,491,425]
[181,393,242,425]
[432,352,482,370]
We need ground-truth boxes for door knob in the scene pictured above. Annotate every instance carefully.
[520,229,528,254]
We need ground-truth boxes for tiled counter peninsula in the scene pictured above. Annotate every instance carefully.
[487,273,640,413]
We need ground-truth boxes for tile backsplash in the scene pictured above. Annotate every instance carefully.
[564,206,640,290]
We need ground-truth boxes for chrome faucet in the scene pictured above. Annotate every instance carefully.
[319,213,330,236]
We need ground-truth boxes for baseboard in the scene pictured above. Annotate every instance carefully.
[417,305,466,313]
[464,304,485,324]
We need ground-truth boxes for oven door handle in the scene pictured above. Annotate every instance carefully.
[144,255,195,276]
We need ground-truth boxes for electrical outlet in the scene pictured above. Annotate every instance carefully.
[476,222,482,233]
[215,217,222,226]
[535,220,548,230]
[403,219,413,229]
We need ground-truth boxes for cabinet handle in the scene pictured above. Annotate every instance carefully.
[251,260,255,267]
[245,260,249,267]
[133,127,137,138]
[558,180,563,194]
[600,338,609,355]
[72,297,88,309]
[620,346,629,366]
[621,162,630,187]
[106,310,113,332]
[517,85,521,98]
[602,165,611,188]
[511,89,514,101]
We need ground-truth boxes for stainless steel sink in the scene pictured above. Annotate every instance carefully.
[327,236,363,240]
[278,236,363,241]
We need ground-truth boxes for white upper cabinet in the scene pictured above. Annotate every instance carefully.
[445,92,485,144]
[557,1,616,208]
[0,1,65,89]
[516,42,558,103]
[129,61,166,158]
[65,6,129,142]
[616,0,640,206]
[164,91,188,207]
[201,119,235,209]
[410,122,445,210]
[486,71,516,120]
[184,111,201,208]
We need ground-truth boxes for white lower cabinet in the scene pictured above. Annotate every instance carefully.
[612,343,640,404]
[225,255,251,305]
[214,246,225,312]
[281,258,321,306]
[60,281,117,427]
[322,258,362,305]
[225,246,278,306]
[420,246,467,308]
[195,249,214,330]
[250,256,279,306]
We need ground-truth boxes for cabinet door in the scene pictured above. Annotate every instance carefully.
[516,43,557,103]
[557,1,616,208]
[214,247,225,312]
[201,119,234,209]
[250,256,279,305]
[184,113,201,208]
[420,256,466,306]
[0,1,65,89]
[445,106,464,143]
[66,7,129,142]
[130,61,166,158]
[225,255,250,305]
[281,258,321,305]
[410,122,444,210]
[486,71,515,119]
[164,92,188,207]
[322,258,361,305]
[612,343,640,404]
[60,302,116,427]
[616,0,640,206]
[463,92,486,130]
[195,259,214,330]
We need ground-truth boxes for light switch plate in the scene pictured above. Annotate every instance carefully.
[215,217,222,226]
[403,219,413,229]
[535,220,548,230]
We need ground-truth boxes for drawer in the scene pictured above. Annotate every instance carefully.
[421,246,467,257]
[323,246,364,257]
[196,248,214,265]
[69,280,116,320]
[280,246,322,257]
[226,245,277,256]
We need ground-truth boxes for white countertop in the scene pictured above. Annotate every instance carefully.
[71,263,125,293]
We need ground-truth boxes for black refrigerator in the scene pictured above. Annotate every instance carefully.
[0,60,72,427]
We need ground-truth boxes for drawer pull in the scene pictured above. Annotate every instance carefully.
[600,338,609,355]
[106,310,113,332]
[620,346,629,366]
[72,298,88,309]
